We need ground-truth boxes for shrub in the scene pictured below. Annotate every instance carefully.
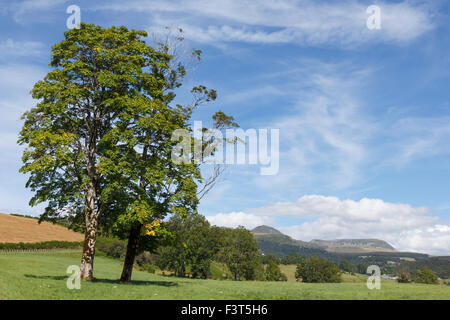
[141,264,158,274]
[265,260,287,281]
[415,267,439,284]
[106,241,126,259]
[295,256,341,283]
[397,271,411,283]
[135,251,153,266]
[96,238,126,259]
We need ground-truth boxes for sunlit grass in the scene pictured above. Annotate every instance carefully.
[0,251,448,300]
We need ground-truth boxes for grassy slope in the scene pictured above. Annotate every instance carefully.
[279,264,369,283]
[1,251,449,300]
[0,213,83,243]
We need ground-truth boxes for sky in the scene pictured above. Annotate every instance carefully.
[0,0,449,255]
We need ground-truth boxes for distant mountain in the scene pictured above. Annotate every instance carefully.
[310,239,396,252]
[249,225,450,278]
[251,225,283,234]
[251,226,328,258]
[251,225,395,254]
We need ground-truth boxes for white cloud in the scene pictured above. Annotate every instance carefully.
[256,60,373,190]
[206,211,274,230]
[96,0,436,47]
[0,39,45,57]
[246,194,449,255]
[385,116,450,165]
[8,0,69,23]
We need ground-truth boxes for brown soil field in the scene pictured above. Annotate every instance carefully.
[0,213,83,243]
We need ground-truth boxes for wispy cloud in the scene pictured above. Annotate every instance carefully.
[95,0,436,47]
[0,39,45,58]
[7,0,69,23]
[256,60,374,190]
[386,116,450,165]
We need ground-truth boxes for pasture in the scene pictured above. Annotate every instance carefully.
[1,251,449,300]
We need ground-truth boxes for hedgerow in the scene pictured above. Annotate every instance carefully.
[0,241,82,250]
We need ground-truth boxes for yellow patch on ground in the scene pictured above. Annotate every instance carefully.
[399,257,416,262]
[0,213,83,243]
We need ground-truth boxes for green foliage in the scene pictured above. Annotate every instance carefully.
[18,23,164,223]
[219,227,262,281]
[399,256,450,279]
[156,214,221,279]
[141,264,158,274]
[415,267,439,284]
[96,237,127,258]
[357,262,368,274]
[295,256,341,283]
[265,260,287,282]
[262,253,281,265]
[339,259,354,273]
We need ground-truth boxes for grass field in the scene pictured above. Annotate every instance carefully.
[0,213,83,243]
[1,251,449,300]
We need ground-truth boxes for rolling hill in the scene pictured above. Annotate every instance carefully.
[310,239,396,252]
[0,213,83,243]
[251,225,396,254]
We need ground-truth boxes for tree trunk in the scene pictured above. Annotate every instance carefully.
[80,181,98,281]
[180,261,186,278]
[80,215,98,280]
[120,224,141,282]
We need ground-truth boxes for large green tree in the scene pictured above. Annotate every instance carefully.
[219,227,261,281]
[104,31,238,282]
[18,23,175,280]
[155,214,222,279]
[295,256,341,283]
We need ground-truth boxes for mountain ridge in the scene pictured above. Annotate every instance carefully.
[251,225,396,253]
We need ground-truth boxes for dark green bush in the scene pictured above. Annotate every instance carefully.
[415,267,439,284]
[96,237,126,259]
[141,264,158,274]
[265,260,287,281]
[295,256,341,283]
[136,251,154,266]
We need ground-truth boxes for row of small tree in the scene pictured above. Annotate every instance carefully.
[397,267,439,284]
[150,214,287,281]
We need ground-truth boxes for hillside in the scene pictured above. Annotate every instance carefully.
[310,239,396,252]
[0,213,83,243]
[251,225,283,235]
[251,225,395,254]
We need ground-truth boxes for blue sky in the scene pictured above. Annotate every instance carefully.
[0,0,449,254]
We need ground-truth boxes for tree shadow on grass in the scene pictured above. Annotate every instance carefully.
[25,274,67,281]
[92,278,178,287]
[24,274,178,287]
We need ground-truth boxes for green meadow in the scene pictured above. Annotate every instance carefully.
[1,251,449,300]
